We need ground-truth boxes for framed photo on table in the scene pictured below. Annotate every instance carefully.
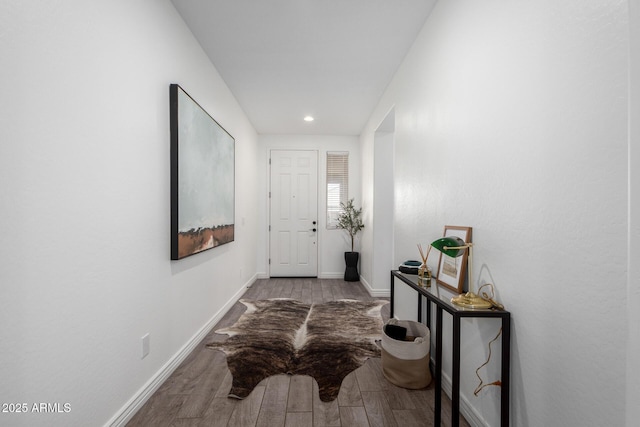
[436,226,472,294]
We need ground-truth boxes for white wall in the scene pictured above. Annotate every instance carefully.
[360,1,629,426]
[256,135,361,279]
[0,1,258,426]
[627,0,640,425]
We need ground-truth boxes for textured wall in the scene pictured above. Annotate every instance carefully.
[627,0,640,425]
[360,0,629,425]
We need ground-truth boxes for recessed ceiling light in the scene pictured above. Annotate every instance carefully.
[304,116,314,122]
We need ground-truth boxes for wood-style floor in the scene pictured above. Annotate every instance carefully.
[126,278,470,427]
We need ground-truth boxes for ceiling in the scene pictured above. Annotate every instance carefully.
[171,1,437,135]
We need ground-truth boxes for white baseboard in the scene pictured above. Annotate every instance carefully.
[318,272,343,279]
[105,274,257,427]
[360,276,391,298]
[257,272,342,279]
[439,369,488,427]
[257,272,355,280]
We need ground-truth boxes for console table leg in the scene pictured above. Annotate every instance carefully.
[502,316,511,427]
[452,315,461,427]
[435,307,443,426]
[389,271,395,319]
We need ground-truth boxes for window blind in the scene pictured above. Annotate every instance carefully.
[326,152,348,228]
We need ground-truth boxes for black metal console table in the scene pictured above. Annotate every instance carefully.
[390,270,511,427]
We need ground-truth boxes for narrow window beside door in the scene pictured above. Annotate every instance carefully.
[326,152,349,229]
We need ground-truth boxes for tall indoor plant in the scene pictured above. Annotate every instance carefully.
[337,198,364,281]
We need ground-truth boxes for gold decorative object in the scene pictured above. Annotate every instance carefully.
[475,283,504,310]
[450,291,493,309]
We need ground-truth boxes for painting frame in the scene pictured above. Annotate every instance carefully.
[170,84,235,260]
[435,225,472,294]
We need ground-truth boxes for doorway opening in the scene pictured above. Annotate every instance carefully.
[372,109,395,289]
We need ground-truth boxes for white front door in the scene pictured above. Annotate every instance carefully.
[269,150,318,277]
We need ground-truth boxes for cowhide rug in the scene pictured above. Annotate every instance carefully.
[206,298,387,402]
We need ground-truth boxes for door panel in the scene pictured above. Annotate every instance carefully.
[270,150,318,277]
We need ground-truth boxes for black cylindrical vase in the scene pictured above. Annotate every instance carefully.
[344,251,360,282]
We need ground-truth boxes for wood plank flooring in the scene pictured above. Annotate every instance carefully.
[126,278,470,427]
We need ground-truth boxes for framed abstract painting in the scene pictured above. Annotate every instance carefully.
[170,84,235,260]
